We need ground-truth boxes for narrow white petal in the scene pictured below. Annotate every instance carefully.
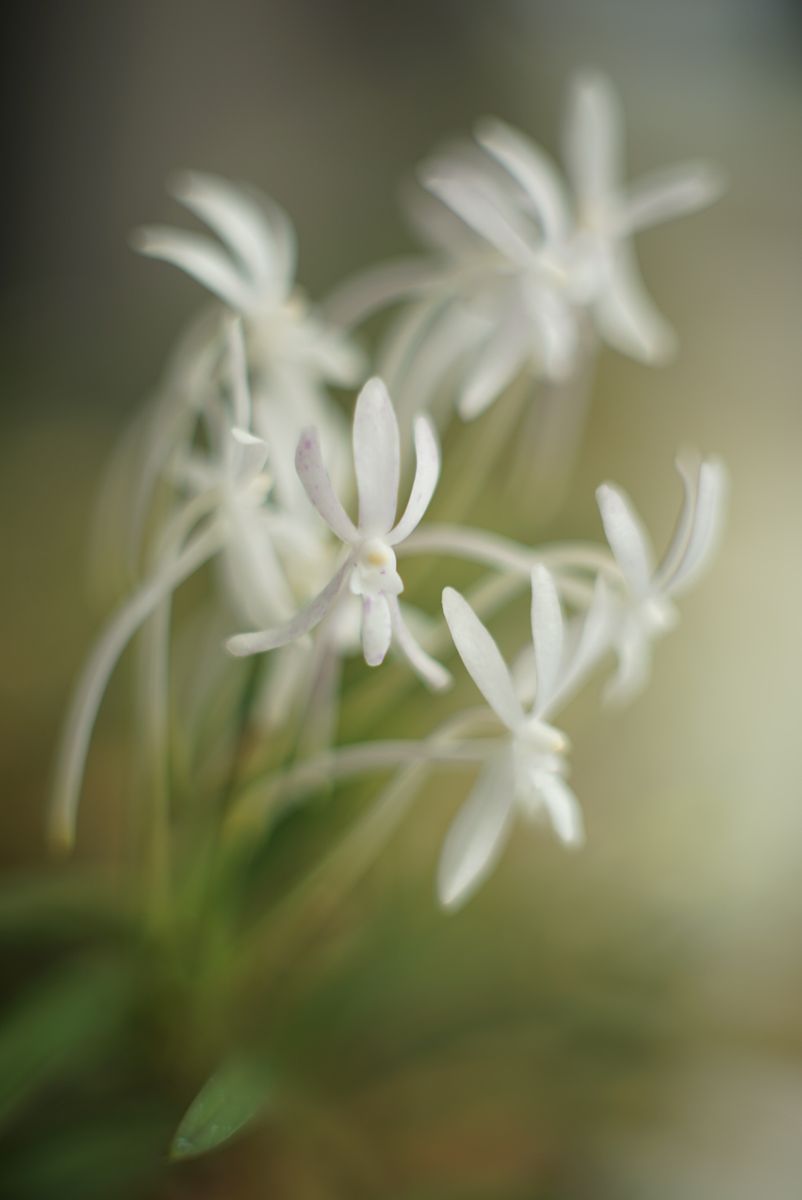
[226,559,351,656]
[437,754,517,910]
[664,457,727,596]
[323,257,442,327]
[361,592,392,666]
[596,482,655,598]
[131,227,250,310]
[564,70,623,207]
[592,243,677,363]
[388,416,441,545]
[422,171,536,266]
[620,162,725,236]
[552,575,615,708]
[458,308,530,420]
[388,596,451,690]
[226,317,252,429]
[172,171,297,297]
[405,182,487,256]
[529,565,565,717]
[534,773,585,847]
[603,626,651,706]
[442,587,524,731]
[353,378,400,536]
[476,117,570,240]
[295,427,358,544]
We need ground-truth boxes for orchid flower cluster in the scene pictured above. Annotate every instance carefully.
[52,72,726,912]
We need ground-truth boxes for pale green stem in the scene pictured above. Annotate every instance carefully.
[49,521,225,851]
[400,523,620,581]
[235,709,492,974]
[227,729,498,836]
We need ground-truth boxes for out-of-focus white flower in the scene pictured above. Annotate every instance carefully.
[227,378,451,689]
[133,171,362,385]
[596,453,727,703]
[515,70,722,362]
[437,566,593,910]
[328,72,722,421]
[133,173,363,514]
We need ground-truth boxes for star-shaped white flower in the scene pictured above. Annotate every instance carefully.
[478,71,723,363]
[438,566,594,910]
[596,453,727,703]
[133,171,362,388]
[227,378,451,690]
[329,71,722,421]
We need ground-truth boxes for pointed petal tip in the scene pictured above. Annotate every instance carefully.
[128,227,155,256]
[437,879,466,912]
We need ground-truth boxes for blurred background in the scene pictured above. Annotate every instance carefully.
[2,1,802,1196]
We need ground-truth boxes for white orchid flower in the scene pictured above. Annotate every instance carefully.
[438,566,590,910]
[133,171,362,387]
[328,71,722,421]
[596,453,727,703]
[479,72,723,363]
[227,378,451,690]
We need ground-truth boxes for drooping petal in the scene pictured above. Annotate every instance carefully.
[353,378,400,536]
[619,162,725,237]
[361,592,392,666]
[131,227,250,310]
[295,427,358,544]
[664,456,727,596]
[388,596,451,690]
[442,587,524,731]
[388,416,440,545]
[533,772,585,847]
[476,117,571,241]
[172,171,297,299]
[437,752,517,910]
[50,522,225,850]
[650,450,701,593]
[226,559,351,656]
[529,565,565,717]
[596,482,655,599]
[458,303,531,420]
[592,242,677,363]
[378,297,446,394]
[563,71,623,209]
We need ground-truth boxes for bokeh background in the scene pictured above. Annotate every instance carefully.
[2,1,802,1196]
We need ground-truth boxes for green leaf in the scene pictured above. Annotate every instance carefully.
[171,1054,273,1160]
[0,956,134,1129]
